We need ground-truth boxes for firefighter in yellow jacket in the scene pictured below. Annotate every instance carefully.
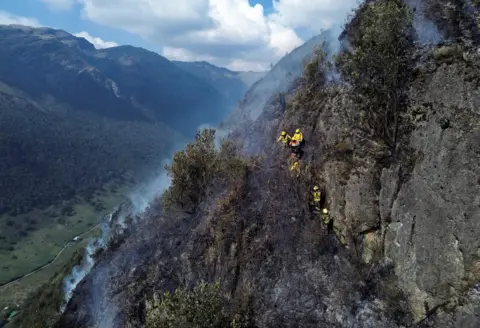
[277,131,291,148]
[311,186,321,213]
[321,208,346,245]
[289,160,300,177]
[321,208,329,224]
[292,128,303,144]
[290,128,304,159]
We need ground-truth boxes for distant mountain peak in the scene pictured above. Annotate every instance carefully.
[0,25,230,134]
[172,60,265,107]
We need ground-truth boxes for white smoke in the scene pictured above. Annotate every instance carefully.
[403,0,443,44]
[59,129,198,313]
[60,159,175,312]
[128,160,172,216]
[197,123,231,149]
[61,217,113,312]
[61,244,94,312]
[325,24,344,83]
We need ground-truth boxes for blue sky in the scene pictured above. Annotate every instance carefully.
[0,0,360,71]
[1,0,155,50]
[1,0,278,51]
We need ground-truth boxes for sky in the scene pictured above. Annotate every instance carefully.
[0,0,361,71]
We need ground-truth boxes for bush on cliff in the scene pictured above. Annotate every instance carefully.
[162,128,259,214]
[336,0,414,149]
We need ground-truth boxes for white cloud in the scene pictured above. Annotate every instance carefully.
[0,10,41,27]
[73,31,118,49]
[76,0,360,71]
[271,0,360,31]
[41,0,75,11]
[163,46,269,72]
[267,18,303,57]
[163,46,213,62]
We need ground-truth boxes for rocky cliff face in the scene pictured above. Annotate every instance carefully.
[384,49,480,326]
[36,1,480,328]
[284,44,480,326]
[227,7,480,325]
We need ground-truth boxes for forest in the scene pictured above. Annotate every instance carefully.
[0,82,183,217]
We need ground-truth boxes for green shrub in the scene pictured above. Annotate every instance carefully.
[162,129,217,212]
[302,41,332,91]
[284,41,333,119]
[337,0,414,149]
[162,129,257,213]
[145,281,246,328]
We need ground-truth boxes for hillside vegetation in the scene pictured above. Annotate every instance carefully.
[0,82,179,216]
[11,0,480,327]
[225,29,339,129]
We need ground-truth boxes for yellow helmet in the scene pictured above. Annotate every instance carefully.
[281,131,286,136]
[296,128,300,133]
[322,208,328,214]
[313,186,319,190]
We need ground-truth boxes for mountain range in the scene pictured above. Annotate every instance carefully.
[0,25,263,134]
[172,60,265,107]
[0,24,263,218]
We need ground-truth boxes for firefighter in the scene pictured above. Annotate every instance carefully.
[277,131,291,148]
[290,128,304,159]
[321,208,329,224]
[312,186,321,212]
[289,160,300,177]
[292,128,303,144]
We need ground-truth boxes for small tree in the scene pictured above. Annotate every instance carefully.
[162,129,217,212]
[337,0,414,150]
[162,129,256,214]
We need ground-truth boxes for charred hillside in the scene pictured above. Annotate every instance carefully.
[17,1,480,328]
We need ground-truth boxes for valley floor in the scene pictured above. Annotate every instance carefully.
[0,182,131,306]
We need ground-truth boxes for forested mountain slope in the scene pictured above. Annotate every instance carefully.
[0,24,230,287]
[0,81,182,216]
[0,25,229,134]
[11,1,480,328]
[0,24,233,217]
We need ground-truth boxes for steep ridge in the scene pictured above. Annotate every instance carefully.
[172,60,265,107]
[225,29,339,130]
[14,1,480,328]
